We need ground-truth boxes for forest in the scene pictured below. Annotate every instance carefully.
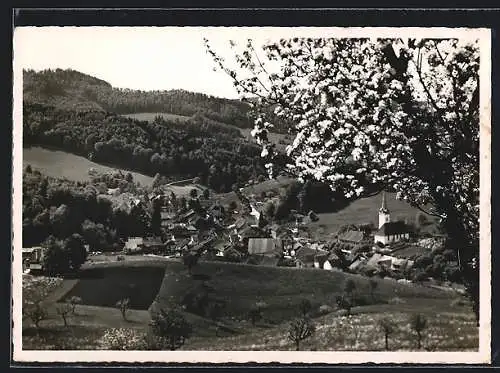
[23,102,288,193]
[23,68,253,128]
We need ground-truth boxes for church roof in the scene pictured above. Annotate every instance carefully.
[375,221,411,236]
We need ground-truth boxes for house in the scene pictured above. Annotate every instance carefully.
[314,254,333,270]
[248,238,281,256]
[366,253,393,269]
[22,247,45,271]
[373,192,411,245]
[295,246,325,268]
[142,237,164,253]
[176,209,196,223]
[124,237,144,254]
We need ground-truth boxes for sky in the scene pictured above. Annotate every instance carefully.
[13,27,484,100]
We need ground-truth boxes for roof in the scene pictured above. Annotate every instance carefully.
[248,238,280,255]
[143,237,163,247]
[23,247,43,254]
[125,237,144,249]
[339,230,364,243]
[366,253,393,267]
[390,244,431,259]
[375,221,411,236]
[160,211,176,220]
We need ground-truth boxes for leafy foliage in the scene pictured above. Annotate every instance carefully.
[206,36,480,320]
[148,308,192,350]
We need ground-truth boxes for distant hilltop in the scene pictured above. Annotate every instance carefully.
[22,68,254,129]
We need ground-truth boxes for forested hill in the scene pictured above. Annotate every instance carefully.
[23,68,253,128]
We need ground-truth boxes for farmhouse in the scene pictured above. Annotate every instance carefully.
[22,246,45,271]
[248,238,281,257]
[373,192,411,245]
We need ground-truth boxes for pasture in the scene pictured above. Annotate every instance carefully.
[22,259,474,351]
[23,147,154,186]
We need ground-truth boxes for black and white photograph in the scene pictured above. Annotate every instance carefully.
[12,25,491,363]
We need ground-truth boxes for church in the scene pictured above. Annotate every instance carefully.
[373,192,411,245]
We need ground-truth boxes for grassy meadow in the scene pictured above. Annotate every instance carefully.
[22,258,475,351]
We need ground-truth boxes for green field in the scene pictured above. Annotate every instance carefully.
[23,147,154,185]
[122,112,191,123]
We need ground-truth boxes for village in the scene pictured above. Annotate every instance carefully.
[23,179,459,290]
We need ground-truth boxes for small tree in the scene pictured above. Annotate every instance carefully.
[378,317,396,350]
[148,308,192,350]
[287,317,316,351]
[189,188,198,199]
[183,252,199,275]
[28,302,47,329]
[56,303,73,327]
[67,296,82,314]
[249,301,267,327]
[369,279,379,302]
[410,313,428,349]
[116,298,130,321]
[336,295,352,317]
[299,299,312,317]
[344,279,357,305]
[202,188,210,200]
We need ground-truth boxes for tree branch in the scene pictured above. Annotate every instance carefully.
[415,204,445,219]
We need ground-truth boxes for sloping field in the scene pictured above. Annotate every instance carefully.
[59,265,166,310]
[122,112,191,123]
[185,298,477,351]
[151,259,453,325]
[23,147,154,185]
[307,192,439,239]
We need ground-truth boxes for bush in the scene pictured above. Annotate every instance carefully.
[149,308,192,350]
[450,298,468,307]
[299,299,312,317]
[27,302,48,329]
[116,298,130,321]
[99,328,147,350]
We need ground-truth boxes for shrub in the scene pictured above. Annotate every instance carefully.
[336,295,352,317]
[116,298,130,321]
[287,317,316,351]
[148,308,192,350]
[299,299,312,317]
[66,296,82,314]
[27,302,48,329]
[99,328,146,350]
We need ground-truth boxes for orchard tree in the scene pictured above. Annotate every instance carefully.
[205,36,481,322]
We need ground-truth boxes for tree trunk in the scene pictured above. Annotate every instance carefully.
[417,331,422,350]
[62,314,68,327]
[296,340,300,351]
[385,334,389,351]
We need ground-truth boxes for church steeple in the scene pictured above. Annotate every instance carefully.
[378,191,391,228]
[380,191,388,213]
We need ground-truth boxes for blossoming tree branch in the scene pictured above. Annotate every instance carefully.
[205,37,480,321]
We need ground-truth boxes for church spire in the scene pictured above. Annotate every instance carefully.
[380,191,388,213]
